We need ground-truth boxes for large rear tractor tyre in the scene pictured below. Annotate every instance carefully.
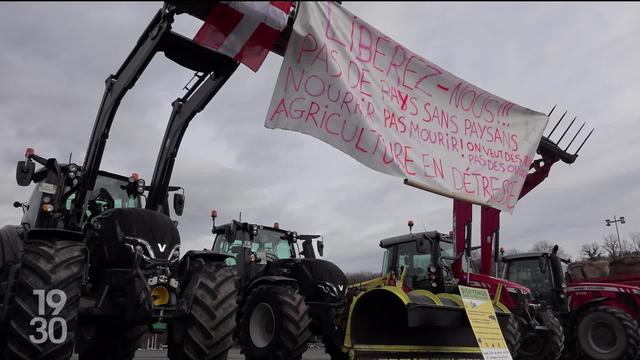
[168,261,237,360]
[517,309,564,360]
[5,239,85,360]
[501,314,521,357]
[239,285,312,360]
[575,305,640,360]
[77,324,147,360]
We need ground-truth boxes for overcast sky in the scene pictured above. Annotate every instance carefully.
[1,2,639,273]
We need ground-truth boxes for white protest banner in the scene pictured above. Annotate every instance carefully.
[265,2,548,213]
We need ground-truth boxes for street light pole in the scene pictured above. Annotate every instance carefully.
[605,215,626,257]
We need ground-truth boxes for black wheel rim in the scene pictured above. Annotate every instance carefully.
[588,320,618,353]
[249,302,275,348]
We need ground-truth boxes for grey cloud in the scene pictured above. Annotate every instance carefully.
[1,2,640,274]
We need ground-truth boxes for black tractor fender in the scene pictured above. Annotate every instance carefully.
[180,249,233,265]
[0,225,25,268]
[0,225,26,322]
[26,228,84,242]
[246,275,298,295]
[177,249,233,280]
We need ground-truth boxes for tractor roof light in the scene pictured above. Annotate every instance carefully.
[211,209,218,219]
[25,147,34,157]
[274,222,279,229]
[129,172,140,182]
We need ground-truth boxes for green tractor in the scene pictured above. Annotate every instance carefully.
[211,213,348,360]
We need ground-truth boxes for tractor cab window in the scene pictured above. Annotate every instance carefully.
[396,242,430,290]
[506,259,553,299]
[381,249,390,276]
[253,229,295,260]
[212,234,244,266]
[65,173,140,219]
[89,174,139,209]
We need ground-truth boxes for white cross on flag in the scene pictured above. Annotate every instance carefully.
[194,1,292,72]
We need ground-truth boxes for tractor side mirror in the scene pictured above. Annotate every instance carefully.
[16,161,35,186]
[539,256,548,274]
[416,237,429,254]
[173,193,185,216]
[317,240,324,257]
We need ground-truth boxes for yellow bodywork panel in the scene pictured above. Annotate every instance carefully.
[437,293,464,307]
[408,289,443,305]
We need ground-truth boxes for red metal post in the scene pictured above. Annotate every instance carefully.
[480,206,500,275]
[453,199,472,278]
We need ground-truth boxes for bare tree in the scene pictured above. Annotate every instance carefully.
[530,240,568,257]
[531,240,554,252]
[630,232,640,253]
[504,247,522,255]
[580,243,602,260]
[602,234,619,258]
[621,239,634,255]
[347,271,379,285]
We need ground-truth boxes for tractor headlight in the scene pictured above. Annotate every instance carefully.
[151,286,170,306]
[428,265,437,273]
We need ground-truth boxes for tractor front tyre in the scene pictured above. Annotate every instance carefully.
[77,324,147,360]
[575,305,640,360]
[501,314,521,357]
[518,309,564,360]
[168,261,237,360]
[239,285,312,360]
[322,327,348,360]
[5,239,85,360]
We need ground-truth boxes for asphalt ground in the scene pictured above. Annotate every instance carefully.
[71,348,330,359]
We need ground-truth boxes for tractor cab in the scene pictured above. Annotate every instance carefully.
[210,212,326,279]
[502,245,570,312]
[379,231,458,294]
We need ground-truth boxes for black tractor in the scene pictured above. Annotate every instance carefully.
[0,3,248,360]
[210,212,348,360]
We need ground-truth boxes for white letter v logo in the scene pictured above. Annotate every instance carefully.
[157,244,167,252]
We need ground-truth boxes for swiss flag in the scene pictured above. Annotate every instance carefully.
[194,1,293,72]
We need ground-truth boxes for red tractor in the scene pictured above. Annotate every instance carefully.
[501,245,640,360]
[457,108,639,359]
[433,108,595,359]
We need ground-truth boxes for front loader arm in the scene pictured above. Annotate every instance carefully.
[146,60,238,213]
[455,107,593,276]
[74,6,177,226]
